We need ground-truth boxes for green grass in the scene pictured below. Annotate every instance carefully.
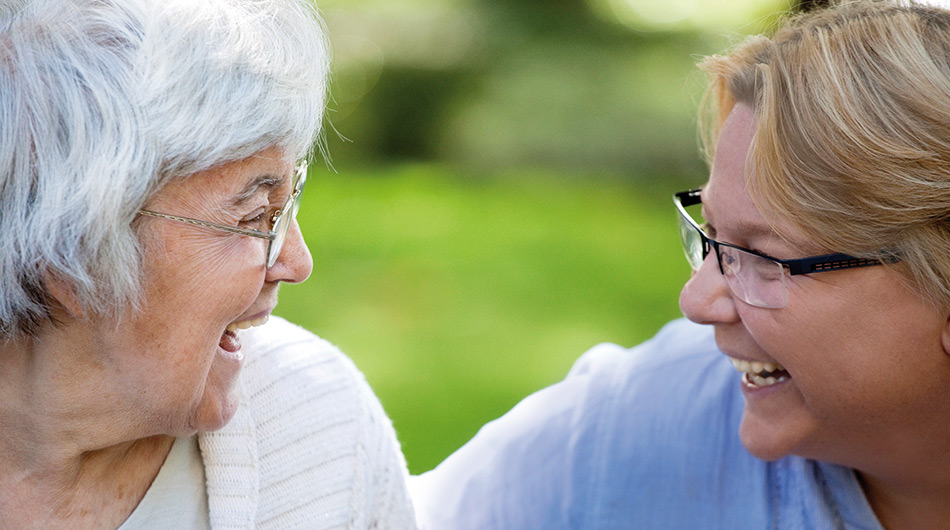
[274,163,691,473]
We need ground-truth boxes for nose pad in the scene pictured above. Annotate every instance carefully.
[679,251,738,325]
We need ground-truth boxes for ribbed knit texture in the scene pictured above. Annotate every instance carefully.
[198,316,417,529]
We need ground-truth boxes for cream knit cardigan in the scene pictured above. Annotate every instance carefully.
[196,316,417,529]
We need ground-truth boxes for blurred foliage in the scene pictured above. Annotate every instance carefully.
[319,0,794,176]
[276,165,689,473]
[282,0,803,473]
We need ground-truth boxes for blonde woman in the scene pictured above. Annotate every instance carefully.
[413,2,950,528]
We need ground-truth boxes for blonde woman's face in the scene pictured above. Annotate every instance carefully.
[679,104,950,474]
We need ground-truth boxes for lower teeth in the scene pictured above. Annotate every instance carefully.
[743,372,788,387]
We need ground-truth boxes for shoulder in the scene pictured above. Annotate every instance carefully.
[566,317,721,384]
[238,314,381,456]
[573,319,768,527]
[238,316,374,438]
[412,318,767,530]
[241,315,362,386]
[235,316,416,528]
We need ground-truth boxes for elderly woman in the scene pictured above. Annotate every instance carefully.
[412,1,950,528]
[0,0,416,528]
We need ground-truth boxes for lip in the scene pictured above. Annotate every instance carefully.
[718,348,777,365]
[723,352,759,363]
[228,305,275,327]
[216,329,246,362]
[714,332,781,366]
[217,342,246,362]
[239,307,273,323]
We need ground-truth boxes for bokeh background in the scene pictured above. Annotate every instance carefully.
[275,0,817,474]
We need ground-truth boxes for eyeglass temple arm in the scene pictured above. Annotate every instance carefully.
[783,252,898,275]
[674,188,899,275]
[138,210,277,240]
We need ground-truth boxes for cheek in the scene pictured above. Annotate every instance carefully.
[142,236,268,332]
[745,284,946,413]
[155,230,264,282]
[188,262,266,321]
[165,230,265,270]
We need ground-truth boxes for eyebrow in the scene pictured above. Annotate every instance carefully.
[227,173,286,207]
[710,211,801,257]
[730,220,776,241]
[700,200,779,243]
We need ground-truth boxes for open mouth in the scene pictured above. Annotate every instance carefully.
[219,315,270,353]
[728,357,790,388]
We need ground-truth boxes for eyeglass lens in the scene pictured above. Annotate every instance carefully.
[265,165,307,268]
[676,203,788,309]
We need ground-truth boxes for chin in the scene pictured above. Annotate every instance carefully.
[190,350,245,431]
[738,412,804,462]
[189,386,242,433]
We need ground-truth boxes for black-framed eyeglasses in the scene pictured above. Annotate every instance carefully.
[139,160,308,269]
[674,188,892,308]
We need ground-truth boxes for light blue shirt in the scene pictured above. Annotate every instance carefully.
[411,318,884,530]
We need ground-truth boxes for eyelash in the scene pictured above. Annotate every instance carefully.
[239,185,291,230]
[704,222,778,258]
[240,208,272,229]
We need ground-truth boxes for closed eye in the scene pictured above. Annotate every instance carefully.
[240,208,270,230]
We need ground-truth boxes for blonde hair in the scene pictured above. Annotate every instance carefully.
[699,0,950,309]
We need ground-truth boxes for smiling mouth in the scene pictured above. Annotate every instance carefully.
[728,357,790,388]
[219,315,270,354]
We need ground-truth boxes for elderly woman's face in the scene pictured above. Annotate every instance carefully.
[87,147,311,434]
[679,104,950,472]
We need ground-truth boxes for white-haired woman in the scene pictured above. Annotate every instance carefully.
[0,1,416,528]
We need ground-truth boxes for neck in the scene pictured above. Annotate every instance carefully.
[860,471,950,530]
[0,435,174,530]
[847,423,950,530]
[0,327,174,529]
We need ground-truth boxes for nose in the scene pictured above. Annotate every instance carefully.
[678,251,738,325]
[265,219,312,284]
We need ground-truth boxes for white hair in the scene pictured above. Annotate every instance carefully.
[0,0,330,335]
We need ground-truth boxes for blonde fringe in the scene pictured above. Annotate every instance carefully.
[697,0,950,310]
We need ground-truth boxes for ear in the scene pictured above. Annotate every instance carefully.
[941,315,950,357]
[42,270,84,319]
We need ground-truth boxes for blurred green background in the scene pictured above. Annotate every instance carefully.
[274,0,806,474]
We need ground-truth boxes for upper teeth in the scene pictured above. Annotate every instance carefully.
[729,357,788,387]
[729,358,784,375]
[226,315,269,332]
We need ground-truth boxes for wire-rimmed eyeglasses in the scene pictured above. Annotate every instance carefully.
[674,188,891,308]
[139,160,308,268]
